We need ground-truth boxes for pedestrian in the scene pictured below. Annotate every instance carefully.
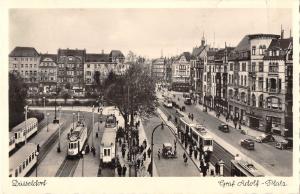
[203,165,207,177]
[117,165,122,177]
[122,165,127,176]
[234,121,237,129]
[147,147,151,158]
[92,146,96,157]
[141,159,144,166]
[194,149,198,159]
[143,152,146,161]
[184,156,188,166]
[158,149,161,160]
[183,152,186,159]
[98,166,102,176]
[137,158,141,168]
[119,138,122,147]
[239,123,242,130]
[215,161,220,176]
[122,149,126,158]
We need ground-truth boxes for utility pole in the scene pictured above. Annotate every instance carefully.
[24,105,28,144]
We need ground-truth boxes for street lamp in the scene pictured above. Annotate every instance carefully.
[92,105,95,147]
[81,150,85,177]
[35,151,39,177]
[57,106,62,153]
[47,112,50,132]
[72,112,75,131]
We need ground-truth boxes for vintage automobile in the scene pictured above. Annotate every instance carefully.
[275,138,293,150]
[184,98,192,105]
[218,124,229,133]
[162,143,176,158]
[240,139,255,150]
[255,134,275,143]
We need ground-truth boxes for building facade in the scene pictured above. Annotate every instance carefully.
[39,54,58,93]
[227,33,292,136]
[171,52,193,92]
[57,49,86,90]
[151,57,166,81]
[9,47,40,93]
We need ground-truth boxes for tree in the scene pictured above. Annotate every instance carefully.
[103,71,117,90]
[65,82,71,90]
[94,71,101,89]
[9,72,28,130]
[104,63,158,129]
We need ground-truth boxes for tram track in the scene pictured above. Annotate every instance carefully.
[159,103,234,176]
[55,112,93,177]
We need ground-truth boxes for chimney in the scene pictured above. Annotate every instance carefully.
[280,25,284,39]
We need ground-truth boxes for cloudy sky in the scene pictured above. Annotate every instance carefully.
[9,9,292,58]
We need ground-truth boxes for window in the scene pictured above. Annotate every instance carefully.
[87,64,90,68]
[252,46,256,55]
[244,76,247,86]
[21,64,24,68]
[251,62,256,72]
[23,161,26,169]
[269,62,278,73]
[241,75,243,86]
[259,94,264,108]
[25,64,28,68]
[241,92,246,103]
[252,94,256,107]
[30,64,32,68]
[230,63,233,71]
[258,77,263,91]
[242,63,246,71]
[259,62,263,72]
[267,97,281,109]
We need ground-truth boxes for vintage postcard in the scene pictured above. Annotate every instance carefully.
[1,0,299,194]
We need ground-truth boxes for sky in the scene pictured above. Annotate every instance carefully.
[9,9,292,59]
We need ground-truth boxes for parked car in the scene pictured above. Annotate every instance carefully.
[255,134,275,143]
[275,138,293,150]
[163,100,173,108]
[162,143,176,158]
[184,98,192,105]
[218,124,229,133]
[240,139,255,150]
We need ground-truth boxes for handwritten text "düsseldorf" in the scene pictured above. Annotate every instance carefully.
[12,179,47,187]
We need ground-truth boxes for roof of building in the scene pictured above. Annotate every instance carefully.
[101,128,116,146]
[263,38,293,60]
[86,53,110,62]
[40,54,57,62]
[58,48,86,57]
[248,34,280,40]
[191,45,206,57]
[109,50,125,58]
[178,52,193,61]
[9,143,37,172]
[9,47,40,57]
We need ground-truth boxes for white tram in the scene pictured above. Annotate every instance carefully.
[100,114,117,166]
[9,132,16,153]
[178,117,213,152]
[231,159,264,177]
[9,143,37,177]
[67,120,88,157]
[11,118,38,146]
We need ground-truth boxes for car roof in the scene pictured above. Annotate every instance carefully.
[163,143,172,147]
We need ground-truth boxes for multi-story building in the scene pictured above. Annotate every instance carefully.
[262,37,293,136]
[171,52,193,92]
[227,33,294,135]
[39,54,58,93]
[57,48,86,90]
[151,57,166,82]
[191,35,209,103]
[214,46,235,113]
[9,47,40,92]
[203,49,216,109]
[165,58,173,85]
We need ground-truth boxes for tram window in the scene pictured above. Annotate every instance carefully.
[74,143,77,148]
[204,140,212,145]
[107,149,110,156]
[104,149,107,156]
[23,161,26,169]
[32,153,34,159]
[15,169,18,177]
[29,155,32,162]
[26,159,28,166]
[15,133,17,139]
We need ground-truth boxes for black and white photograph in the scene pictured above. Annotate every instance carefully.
[2,0,299,194]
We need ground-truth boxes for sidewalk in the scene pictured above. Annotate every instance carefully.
[157,108,216,177]
[114,109,158,177]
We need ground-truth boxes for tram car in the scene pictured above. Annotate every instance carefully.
[230,159,264,177]
[11,118,38,146]
[178,117,213,152]
[67,120,88,158]
[9,132,16,153]
[9,143,37,177]
[100,114,117,167]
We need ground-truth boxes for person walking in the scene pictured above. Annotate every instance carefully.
[215,161,220,176]
[117,165,122,177]
[158,149,161,160]
[184,156,188,166]
[122,148,126,158]
[194,149,198,159]
[147,147,151,158]
[122,165,127,177]
[183,152,186,160]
